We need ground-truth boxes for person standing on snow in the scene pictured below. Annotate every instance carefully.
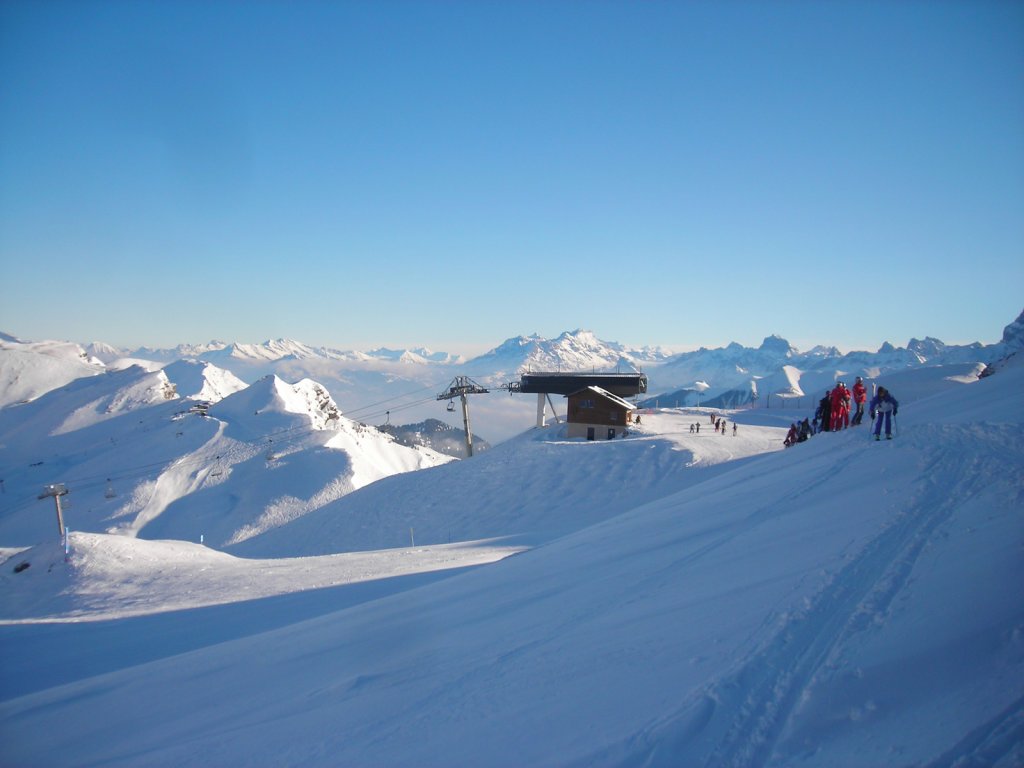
[869,386,899,440]
[830,381,851,431]
[816,390,832,433]
[851,377,868,425]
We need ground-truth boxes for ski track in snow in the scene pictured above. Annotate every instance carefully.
[923,691,1024,768]
[627,423,1022,768]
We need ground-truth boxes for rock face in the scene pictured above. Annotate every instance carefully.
[1001,309,1024,349]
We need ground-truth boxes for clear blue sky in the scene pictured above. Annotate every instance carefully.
[1,0,1021,355]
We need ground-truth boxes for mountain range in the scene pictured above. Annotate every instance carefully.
[14,309,1007,415]
[2,309,1016,436]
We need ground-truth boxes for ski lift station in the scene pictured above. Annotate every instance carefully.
[507,371,648,430]
[439,371,647,455]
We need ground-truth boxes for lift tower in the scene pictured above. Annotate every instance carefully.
[437,376,489,457]
[38,483,69,540]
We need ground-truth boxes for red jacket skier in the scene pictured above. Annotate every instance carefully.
[830,382,851,431]
[851,377,868,425]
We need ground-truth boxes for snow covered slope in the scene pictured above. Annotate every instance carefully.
[0,355,1020,767]
[0,372,452,550]
[0,334,104,407]
[229,410,787,557]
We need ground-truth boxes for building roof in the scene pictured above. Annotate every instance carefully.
[514,372,647,396]
[566,385,636,411]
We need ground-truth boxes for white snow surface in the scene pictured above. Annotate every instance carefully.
[0,354,1022,766]
[0,336,104,408]
[0,368,452,550]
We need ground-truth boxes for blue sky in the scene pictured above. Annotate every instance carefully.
[1,1,1021,356]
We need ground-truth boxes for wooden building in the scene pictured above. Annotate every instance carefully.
[566,386,635,440]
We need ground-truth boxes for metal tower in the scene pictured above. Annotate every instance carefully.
[437,376,489,457]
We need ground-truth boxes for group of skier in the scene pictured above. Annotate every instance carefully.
[815,377,868,431]
[688,414,737,436]
[786,377,900,445]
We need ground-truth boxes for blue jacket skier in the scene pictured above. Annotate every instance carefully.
[869,386,899,440]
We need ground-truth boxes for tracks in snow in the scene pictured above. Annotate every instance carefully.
[698,427,1014,768]
[618,424,1020,768]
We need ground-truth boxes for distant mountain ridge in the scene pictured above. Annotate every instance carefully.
[641,310,1023,408]
[465,329,672,381]
[68,314,1022,387]
[4,309,1022,429]
[86,338,464,367]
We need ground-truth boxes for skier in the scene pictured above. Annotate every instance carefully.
[869,386,899,440]
[784,423,799,447]
[798,418,812,442]
[732,422,737,436]
[851,377,868,425]
[830,381,851,431]
[816,390,832,433]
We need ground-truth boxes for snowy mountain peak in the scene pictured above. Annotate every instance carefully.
[907,336,947,357]
[228,339,318,361]
[758,334,798,357]
[213,375,342,433]
[367,347,463,365]
[161,360,248,403]
[1000,308,1024,349]
[470,330,642,380]
[556,328,599,345]
[805,344,842,358]
[84,340,123,360]
[0,334,106,407]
